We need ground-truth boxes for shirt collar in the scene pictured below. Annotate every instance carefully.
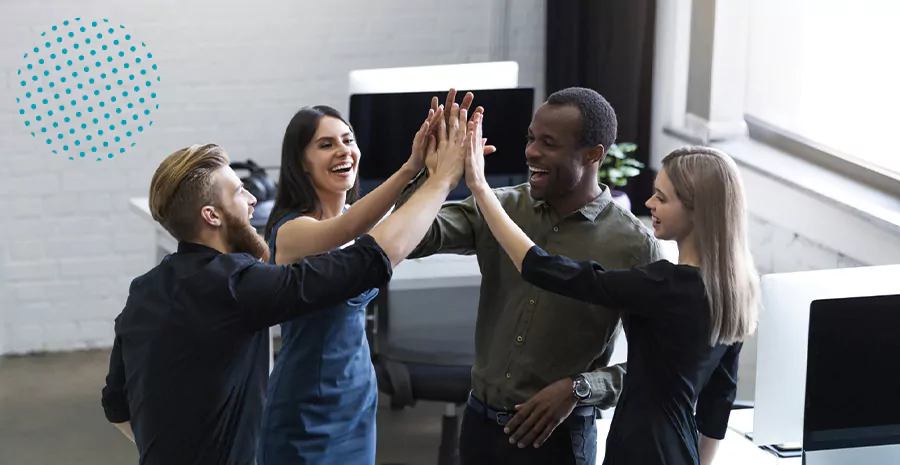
[532,185,613,222]
[176,241,223,255]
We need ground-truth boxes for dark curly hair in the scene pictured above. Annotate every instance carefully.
[546,87,618,153]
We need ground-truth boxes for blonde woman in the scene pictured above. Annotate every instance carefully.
[461,113,759,465]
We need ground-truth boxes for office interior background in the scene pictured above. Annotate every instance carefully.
[1,1,898,464]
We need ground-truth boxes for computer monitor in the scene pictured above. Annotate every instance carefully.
[348,62,519,95]
[753,264,900,447]
[349,88,534,200]
[803,294,900,464]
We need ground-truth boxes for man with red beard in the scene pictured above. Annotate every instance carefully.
[101,136,467,464]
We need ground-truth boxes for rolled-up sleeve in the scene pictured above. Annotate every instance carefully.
[695,342,742,439]
[101,334,130,423]
[394,168,481,259]
[581,362,626,409]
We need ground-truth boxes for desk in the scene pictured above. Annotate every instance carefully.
[595,408,801,464]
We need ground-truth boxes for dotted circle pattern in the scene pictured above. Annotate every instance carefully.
[15,18,161,161]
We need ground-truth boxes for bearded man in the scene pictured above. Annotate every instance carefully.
[101,137,467,464]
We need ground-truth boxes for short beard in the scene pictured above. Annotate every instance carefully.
[222,209,270,262]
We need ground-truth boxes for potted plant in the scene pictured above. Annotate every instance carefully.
[598,142,645,211]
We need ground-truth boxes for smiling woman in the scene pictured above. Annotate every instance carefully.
[254,100,460,465]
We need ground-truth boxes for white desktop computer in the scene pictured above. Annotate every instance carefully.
[348,61,519,95]
[752,264,900,458]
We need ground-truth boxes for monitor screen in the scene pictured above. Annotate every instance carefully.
[804,294,900,450]
[753,264,900,447]
[349,88,534,199]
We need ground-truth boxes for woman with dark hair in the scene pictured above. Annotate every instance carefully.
[256,102,462,464]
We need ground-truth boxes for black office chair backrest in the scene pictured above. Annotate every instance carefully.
[230,160,277,202]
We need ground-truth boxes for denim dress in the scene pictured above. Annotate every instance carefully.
[257,211,379,465]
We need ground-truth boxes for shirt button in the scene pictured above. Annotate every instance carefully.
[506,373,512,379]
[529,299,535,305]
[553,226,559,232]
[516,335,523,343]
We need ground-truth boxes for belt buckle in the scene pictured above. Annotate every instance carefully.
[495,411,512,426]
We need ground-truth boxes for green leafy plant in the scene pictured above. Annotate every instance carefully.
[599,142,645,188]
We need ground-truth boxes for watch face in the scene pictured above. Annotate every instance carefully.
[574,379,591,397]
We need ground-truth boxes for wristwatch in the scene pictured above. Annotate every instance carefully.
[572,374,592,401]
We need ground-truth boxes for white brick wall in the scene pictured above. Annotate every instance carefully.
[2,0,860,358]
[0,0,546,354]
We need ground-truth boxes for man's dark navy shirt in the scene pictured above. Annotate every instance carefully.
[101,234,392,465]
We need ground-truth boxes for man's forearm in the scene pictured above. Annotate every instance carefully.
[392,168,482,259]
[394,168,429,210]
[113,421,135,443]
[579,362,626,409]
[370,177,454,268]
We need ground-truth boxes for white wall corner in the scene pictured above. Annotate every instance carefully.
[650,0,692,168]
[684,113,749,143]
[671,0,752,146]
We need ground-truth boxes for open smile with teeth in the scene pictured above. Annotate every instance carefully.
[529,166,549,181]
[330,162,353,174]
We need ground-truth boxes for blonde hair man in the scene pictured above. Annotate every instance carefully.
[101,113,469,465]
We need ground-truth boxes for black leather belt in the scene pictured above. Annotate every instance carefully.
[466,392,596,426]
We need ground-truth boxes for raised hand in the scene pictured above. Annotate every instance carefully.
[430,102,468,187]
[437,89,474,130]
[464,111,489,192]
[408,106,443,173]
[430,89,496,157]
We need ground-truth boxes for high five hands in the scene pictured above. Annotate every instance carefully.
[424,98,470,188]
[423,89,496,179]
[464,111,489,193]
[407,106,443,174]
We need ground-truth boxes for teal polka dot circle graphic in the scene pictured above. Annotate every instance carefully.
[15,18,160,161]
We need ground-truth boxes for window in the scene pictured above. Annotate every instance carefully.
[744,0,900,177]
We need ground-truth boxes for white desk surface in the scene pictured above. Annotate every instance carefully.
[595,409,799,464]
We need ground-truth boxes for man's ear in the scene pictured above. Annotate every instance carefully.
[584,144,605,166]
[200,205,222,228]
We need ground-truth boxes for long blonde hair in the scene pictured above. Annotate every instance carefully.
[662,146,760,345]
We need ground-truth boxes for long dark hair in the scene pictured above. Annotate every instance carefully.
[264,105,360,241]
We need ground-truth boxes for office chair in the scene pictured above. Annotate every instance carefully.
[368,282,479,465]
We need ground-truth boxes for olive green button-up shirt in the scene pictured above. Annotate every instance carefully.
[396,176,663,410]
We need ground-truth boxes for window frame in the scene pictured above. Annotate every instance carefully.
[745,115,900,198]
